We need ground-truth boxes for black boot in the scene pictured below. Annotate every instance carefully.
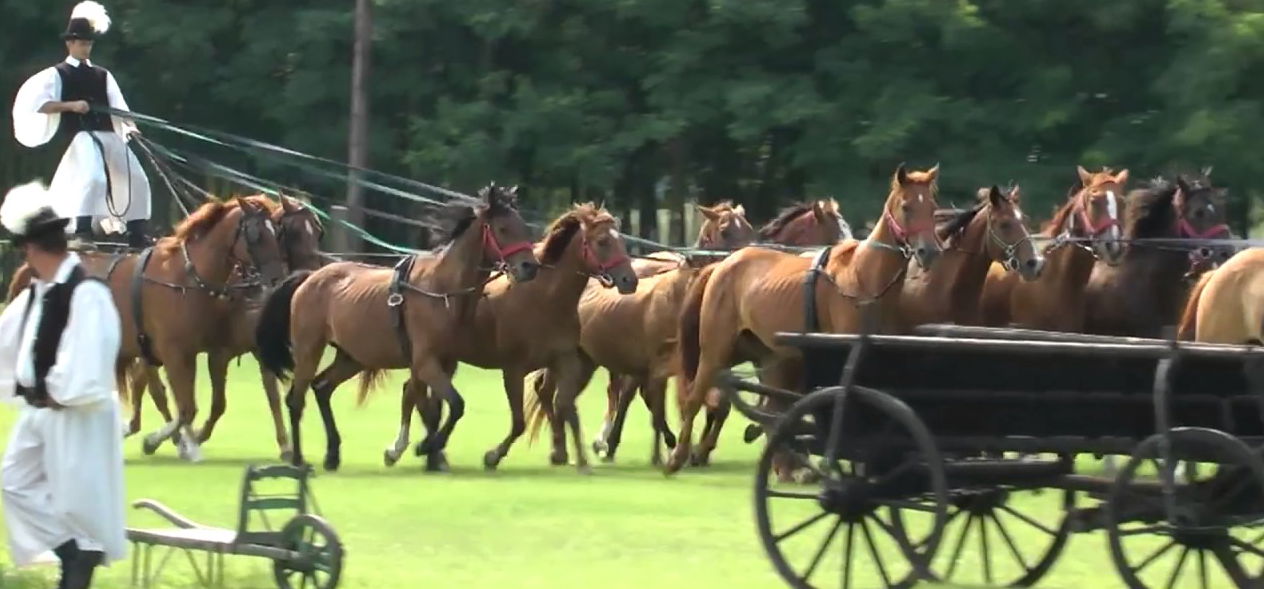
[53,540,80,589]
[61,549,102,589]
[69,217,95,251]
[126,219,154,249]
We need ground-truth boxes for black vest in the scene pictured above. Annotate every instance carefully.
[53,61,114,140]
[14,263,105,407]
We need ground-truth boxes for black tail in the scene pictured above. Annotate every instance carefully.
[255,270,313,380]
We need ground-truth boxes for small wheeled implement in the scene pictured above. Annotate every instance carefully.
[721,322,1264,589]
[126,463,343,589]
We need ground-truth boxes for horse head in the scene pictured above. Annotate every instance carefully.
[882,162,942,269]
[275,195,325,272]
[695,201,757,251]
[980,184,1043,281]
[1072,165,1129,265]
[541,202,638,294]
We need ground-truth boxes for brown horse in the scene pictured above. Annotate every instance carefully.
[378,203,638,473]
[255,184,540,471]
[979,166,1129,331]
[668,163,943,473]
[123,196,327,460]
[6,195,288,461]
[1177,248,1264,343]
[582,198,854,465]
[1083,170,1232,338]
[898,184,1044,329]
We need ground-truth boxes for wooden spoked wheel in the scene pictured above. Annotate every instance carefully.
[753,386,947,589]
[273,514,345,589]
[1107,427,1264,589]
[895,484,1075,587]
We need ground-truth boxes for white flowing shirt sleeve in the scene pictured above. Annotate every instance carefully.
[44,280,120,407]
[11,67,61,148]
[0,288,32,407]
[105,71,137,137]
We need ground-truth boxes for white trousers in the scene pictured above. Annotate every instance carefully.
[1,400,127,567]
[48,131,152,228]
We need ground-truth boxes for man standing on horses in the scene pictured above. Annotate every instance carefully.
[10,0,153,250]
[0,181,127,589]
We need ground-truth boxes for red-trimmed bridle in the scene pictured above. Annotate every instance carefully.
[481,223,534,270]
[1075,202,1120,237]
[883,207,939,253]
[1177,218,1230,240]
[582,232,630,287]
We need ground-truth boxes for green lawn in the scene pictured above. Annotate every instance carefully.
[0,356,1239,588]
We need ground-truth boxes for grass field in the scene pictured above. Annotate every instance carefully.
[0,355,1244,588]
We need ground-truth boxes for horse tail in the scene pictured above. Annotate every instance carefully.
[6,264,33,303]
[523,368,554,446]
[355,369,388,407]
[114,360,134,416]
[678,264,717,388]
[255,270,314,380]
[1177,269,1215,341]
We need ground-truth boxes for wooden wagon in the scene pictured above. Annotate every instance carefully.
[126,463,343,589]
[720,322,1264,589]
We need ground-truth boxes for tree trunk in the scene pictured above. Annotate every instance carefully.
[346,0,373,252]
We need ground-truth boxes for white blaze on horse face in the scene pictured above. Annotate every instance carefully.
[264,219,277,235]
[1106,191,1121,240]
[305,219,317,236]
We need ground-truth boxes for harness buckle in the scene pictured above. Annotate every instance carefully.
[387,293,404,307]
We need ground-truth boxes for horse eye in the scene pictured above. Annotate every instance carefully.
[999,221,1013,231]
[1193,209,1206,219]
[901,204,911,213]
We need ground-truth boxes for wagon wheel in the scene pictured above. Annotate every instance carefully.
[273,514,344,589]
[892,484,1075,587]
[754,386,947,589]
[1107,427,1264,589]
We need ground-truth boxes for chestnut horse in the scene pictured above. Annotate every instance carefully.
[1177,248,1264,344]
[255,184,540,471]
[899,184,1044,329]
[979,166,1129,331]
[378,203,638,473]
[123,196,327,460]
[668,163,943,474]
[1083,171,1232,338]
[581,198,854,465]
[7,195,288,461]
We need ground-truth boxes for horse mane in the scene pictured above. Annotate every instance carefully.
[159,195,274,253]
[431,183,520,247]
[1124,177,1180,238]
[540,202,618,265]
[940,202,986,242]
[1041,181,1084,234]
[759,200,834,239]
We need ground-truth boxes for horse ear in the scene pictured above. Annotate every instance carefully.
[1076,165,1092,185]
[1175,176,1192,208]
[811,200,832,223]
[1114,168,1130,186]
[695,203,721,221]
[733,204,746,217]
[893,163,910,187]
[1010,184,1022,202]
[987,185,1005,208]
[280,196,298,213]
[926,162,940,182]
[234,196,252,211]
[1202,165,1214,178]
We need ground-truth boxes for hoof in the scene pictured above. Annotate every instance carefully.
[426,452,450,473]
[323,454,341,472]
[549,450,568,466]
[280,448,294,463]
[663,450,687,475]
[383,449,399,467]
[689,446,711,467]
[601,454,616,464]
[577,463,593,476]
[663,432,678,449]
[414,436,434,457]
[141,436,162,456]
[483,450,502,471]
[651,453,663,467]
[592,439,608,456]
[743,424,763,443]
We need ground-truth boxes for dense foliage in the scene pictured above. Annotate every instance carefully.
[4,0,1263,248]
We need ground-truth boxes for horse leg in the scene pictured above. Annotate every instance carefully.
[641,376,674,466]
[593,370,622,457]
[413,360,457,458]
[156,354,201,462]
[693,390,732,467]
[414,356,466,473]
[125,360,147,437]
[145,364,176,442]
[553,353,593,474]
[667,347,733,474]
[195,349,231,444]
[310,350,364,472]
[254,354,292,461]
[384,380,415,467]
[603,374,641,463]
[482,367,529,471]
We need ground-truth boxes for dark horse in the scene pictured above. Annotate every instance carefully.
[1083,169,1232,338]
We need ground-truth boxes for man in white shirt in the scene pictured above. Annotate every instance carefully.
[10,1,152,250]
[0,180,126,589]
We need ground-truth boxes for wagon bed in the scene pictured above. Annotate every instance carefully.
[722,323,1264,589]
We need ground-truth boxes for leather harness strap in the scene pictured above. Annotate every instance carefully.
[802,246,832,333]
[388,255,416,362]
[131,246,161,366]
